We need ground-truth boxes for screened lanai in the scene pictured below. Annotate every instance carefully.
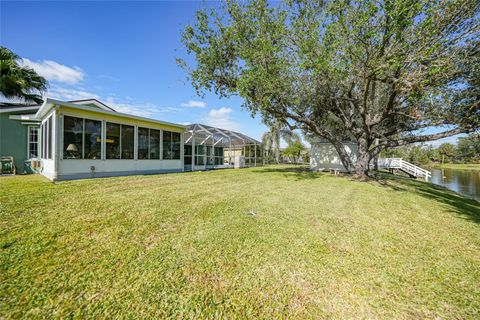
[184,123,262,171]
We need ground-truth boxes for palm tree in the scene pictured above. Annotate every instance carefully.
[262,121,301,163]
[283,141,307,164]
[0,47,47,104]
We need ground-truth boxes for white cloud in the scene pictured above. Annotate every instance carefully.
[106,98,180,118]
[22,57,179,119]
[22,58,84,84]
[181,100,206,108]
[98,74,120,82]
[204,107,241,131]
[107,101,163,117]
[424,135,462,147]
[48,86,100,101]
[209,107,232,118]
[47,84,179,118]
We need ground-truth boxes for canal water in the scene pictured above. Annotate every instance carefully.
[429,168,480,203]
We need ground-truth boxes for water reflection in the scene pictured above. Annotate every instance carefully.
[430,168,480,202]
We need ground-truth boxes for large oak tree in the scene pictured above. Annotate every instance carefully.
[179,0,480,176]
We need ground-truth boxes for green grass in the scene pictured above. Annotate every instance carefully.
[432,163,480,170]
[1,166,479,319]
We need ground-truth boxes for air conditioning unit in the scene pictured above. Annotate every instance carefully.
[31,160,41,169]
[24,159,42,174]
[234,156,245,169]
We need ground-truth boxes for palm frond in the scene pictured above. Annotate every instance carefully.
[0,46,48,103]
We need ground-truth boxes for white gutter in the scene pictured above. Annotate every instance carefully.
[0,106,40,113]
[8,114,40,121]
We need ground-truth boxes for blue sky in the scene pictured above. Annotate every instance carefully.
[1,1,268,140]
[1,1,461,147]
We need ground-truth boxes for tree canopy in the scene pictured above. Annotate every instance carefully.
[457,133,480,161]
[0,47,47,104]
[438,142,456,163]
[179,0,480,175]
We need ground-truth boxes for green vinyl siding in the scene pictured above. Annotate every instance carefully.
[0,110,39,173]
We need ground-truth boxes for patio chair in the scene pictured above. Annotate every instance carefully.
[0,156,16,175]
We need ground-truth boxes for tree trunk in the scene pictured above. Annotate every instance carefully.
[352,152,371,176]
[330,137,372,177]
[373,138,379,170]
[275,132,281,164]
[329,140,355,173]
[352,137,372,177]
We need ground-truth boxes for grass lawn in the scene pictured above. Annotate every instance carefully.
[1,166,479,319]
[432,163,480,171]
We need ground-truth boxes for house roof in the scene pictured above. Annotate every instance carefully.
[35,98,186,130]
[68,99,116,112]
[0,102,41,113]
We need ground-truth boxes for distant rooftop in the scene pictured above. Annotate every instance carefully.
[0,98,116,111]
[68,99,116,112]
[0,102,40,109]
[0,102,41,113]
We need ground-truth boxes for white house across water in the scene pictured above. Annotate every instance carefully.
[31,98,261,181]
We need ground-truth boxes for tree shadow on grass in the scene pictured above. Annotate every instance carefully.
[252,165,325,180]
[375,173,480,225]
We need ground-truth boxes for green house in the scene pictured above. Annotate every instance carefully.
[0,103,41,173]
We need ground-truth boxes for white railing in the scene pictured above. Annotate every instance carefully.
[378,158,431,181]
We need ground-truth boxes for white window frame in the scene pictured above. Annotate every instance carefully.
[104,122,135,160]
[40,115,53,160]
[27,125,40,159]
[163,130,182,160]
[63,115,103,160]
[137,127,161,160]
